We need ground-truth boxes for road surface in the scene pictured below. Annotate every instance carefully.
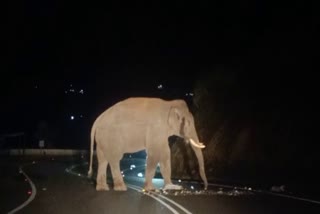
[1,155,320,214]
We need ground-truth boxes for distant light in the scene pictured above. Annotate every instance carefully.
[79,89,84,94]
[70,84,73,87]
[178,179,182,183]
[137,172,143,178]
[189,93,194,96]
[27,191,32,195]
[191,186,194,190]
[186,93,194,97]
[130,164,136,170]
[70,89,75,93]
[70,116,75,120]
[34,85,38,89]
[80,115,83,118]
[157,84,163,89]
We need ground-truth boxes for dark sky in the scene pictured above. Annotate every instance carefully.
[6,1,318,73]
[5,1,318,92]
[3,1,319,138]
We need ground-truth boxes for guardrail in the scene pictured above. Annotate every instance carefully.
[0,149,90,156]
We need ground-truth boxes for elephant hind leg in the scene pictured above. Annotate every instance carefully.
[96,160,109,191]
[110,161,127,191]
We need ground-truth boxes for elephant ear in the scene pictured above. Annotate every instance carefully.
[168,107,185,136]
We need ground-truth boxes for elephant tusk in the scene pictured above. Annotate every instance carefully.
[189,138,206,149]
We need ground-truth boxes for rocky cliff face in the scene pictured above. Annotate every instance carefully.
[171,71,319,185]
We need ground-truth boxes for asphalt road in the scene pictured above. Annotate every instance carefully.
[1,155,320,214]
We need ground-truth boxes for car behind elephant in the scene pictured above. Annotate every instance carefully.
[88,97,208,191]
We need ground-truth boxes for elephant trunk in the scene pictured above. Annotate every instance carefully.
[189,137,208,190]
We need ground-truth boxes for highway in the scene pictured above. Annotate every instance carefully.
[1,155,320,214]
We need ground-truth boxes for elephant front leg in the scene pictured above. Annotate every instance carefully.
[96,160,109,191]
[160,155,183,191]
[143,156,157,191]
[160,158,172,185]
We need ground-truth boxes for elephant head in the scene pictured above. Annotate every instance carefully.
[167,100,208,189]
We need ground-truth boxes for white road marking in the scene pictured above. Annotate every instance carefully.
[8,166,37,214]
[150,192,192,214]
[66,163,193,214]
[123,165,193,213]
[261,190,320,205]
[207,182,320,205]
[67,162,320,210]
[130,185,193,214]
[191,180,320,205]
[127,184,181,214]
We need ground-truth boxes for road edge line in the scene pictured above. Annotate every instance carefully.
[8,166,37,214]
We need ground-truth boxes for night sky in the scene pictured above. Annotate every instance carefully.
[3,1,319,148]
[6,1,318,72]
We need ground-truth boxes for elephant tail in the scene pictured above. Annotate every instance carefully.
[88,118,98,178]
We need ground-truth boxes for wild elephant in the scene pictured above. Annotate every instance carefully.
[88,97,208,191]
